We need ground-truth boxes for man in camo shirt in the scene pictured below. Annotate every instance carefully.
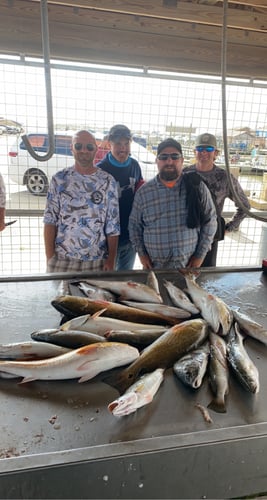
[184,133,250,266]
[0,173,6,231]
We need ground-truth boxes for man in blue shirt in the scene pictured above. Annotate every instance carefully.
[129,138,217,269]
[97,124,144,270]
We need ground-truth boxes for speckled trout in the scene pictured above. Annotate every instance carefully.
[84,279,163,303]
[208,332,229,413]
[31,329,105,348]
[0,341,70,360]
[233,309,267,346]
[0,342,139,384]
[227,322,259,394]
[181,271,233,335]
[164,280,199,315]
[60,312,167,336]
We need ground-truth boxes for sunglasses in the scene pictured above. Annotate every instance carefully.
[157,153,182,161]
[74,143,96,151]
[195,146,215,152]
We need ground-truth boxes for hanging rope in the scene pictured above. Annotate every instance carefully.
[21,0,55,161]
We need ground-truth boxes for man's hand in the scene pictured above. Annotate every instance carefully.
[186,256,203,268]
[139,254,153,269]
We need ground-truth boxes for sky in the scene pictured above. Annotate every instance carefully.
[0,58,266,140]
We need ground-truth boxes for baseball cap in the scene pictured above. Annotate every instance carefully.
[108,124,132,142]
[195,133,217,148]
[157,138,183,156]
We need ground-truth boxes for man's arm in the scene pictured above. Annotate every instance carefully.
[226,175,251,231]
[104,235,118,271]
[0,207,5,232]
[44,224,57,260]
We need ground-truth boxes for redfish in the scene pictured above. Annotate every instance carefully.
[0,342,139,384]
[104,318,208,394]
[51,295,170,325]
[208,332,229,413]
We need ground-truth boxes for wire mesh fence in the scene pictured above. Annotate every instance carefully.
[0,56,267,275]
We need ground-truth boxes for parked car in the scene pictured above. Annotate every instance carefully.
[8,132,156,195]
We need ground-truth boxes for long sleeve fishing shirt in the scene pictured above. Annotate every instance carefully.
[184,164,250,231]
[0,174,6,208]
[128,174,217,269]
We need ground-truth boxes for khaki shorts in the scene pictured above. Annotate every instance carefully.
[47,255,105,273]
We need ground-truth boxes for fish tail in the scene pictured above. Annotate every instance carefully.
[207,397,227,414]
[102,367,137,395]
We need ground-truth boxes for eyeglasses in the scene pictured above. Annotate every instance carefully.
[157,153,182,161]
[195,146,215,152]
[74,143,96,151]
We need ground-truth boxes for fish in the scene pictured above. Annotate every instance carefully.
[121,300,190,321]
[51,296,170,325]
[181,271,233,335]
[0,341,71,360]
[163,280,199,314]
[84,279,163,303]
[0,342,139,384]
[72,281,116,302]
[104,329,165,348]
[195,404,213,424]
[103,318,209,394]
[108,368,164,416]
[31,329,105,348]
[146,270,160,295]
[232,309,267,346]
[173,341,210,389]
[227,322,259,394]
[60,312,167,336]
[208,332,229,413]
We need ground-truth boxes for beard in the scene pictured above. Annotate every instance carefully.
[159,167,179,181]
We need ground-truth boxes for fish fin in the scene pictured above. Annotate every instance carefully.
[207,398,227,414]
[102,367,136,395]
[18,377,36,384]
[92,309,107,319]
[93,299,109,306]
[78,372,98,383]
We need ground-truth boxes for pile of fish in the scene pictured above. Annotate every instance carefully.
[0,271,266,419]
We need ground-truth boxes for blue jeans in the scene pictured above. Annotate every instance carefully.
[116,241,136,271]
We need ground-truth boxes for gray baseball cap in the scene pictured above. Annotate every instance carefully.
[195,133,217,148]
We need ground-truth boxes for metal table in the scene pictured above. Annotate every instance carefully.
[0,268,267,499]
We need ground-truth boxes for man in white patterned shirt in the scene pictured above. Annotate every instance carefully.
[44,130,120,273]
